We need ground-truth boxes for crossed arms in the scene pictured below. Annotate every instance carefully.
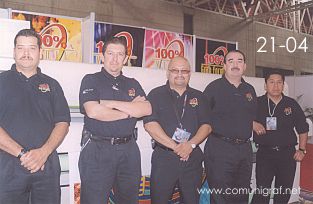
[83,95,152,121]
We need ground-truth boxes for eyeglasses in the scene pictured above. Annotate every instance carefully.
[168,69,190,75]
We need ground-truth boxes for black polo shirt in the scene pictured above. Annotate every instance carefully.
[143,81,211,139]
[253,94,309,146]
[203,75,257,140]
[0,64,70,150]
[79,67,146,137]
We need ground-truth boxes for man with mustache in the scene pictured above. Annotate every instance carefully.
[79,36,151,204]
[203,50,257,204]
[0,29,70,204]
[144,56,212,204]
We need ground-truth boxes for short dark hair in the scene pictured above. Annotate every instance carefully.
[102,36,127,55]
[14,29,41,48]
[224,49,246,64]
[264,70,285,83]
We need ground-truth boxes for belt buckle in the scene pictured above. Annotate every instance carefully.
[111,138,115,145]
[235,139,241,144]
[273,146,280,151]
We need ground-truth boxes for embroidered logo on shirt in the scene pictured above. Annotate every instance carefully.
[284,107,292,115]
[82,88,94,94]
[128,88,136,97]
[38,83,50,93]
[245,93,253,101]
[189,98,198,107]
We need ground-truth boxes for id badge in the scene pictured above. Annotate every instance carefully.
[266,117,277,130]
[172,128,191,143]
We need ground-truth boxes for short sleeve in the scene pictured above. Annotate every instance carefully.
[293,101,309,134]
[143,90,159,124]
[133,79,146,98]
[79,74,100,114]
[52,80,71,124]
[197,92,212,126]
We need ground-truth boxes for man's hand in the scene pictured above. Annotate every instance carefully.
[132,95,146,102]
[20,148,49,173]
[253,121,266,135]
[174,142,193,161]
[294,150,305,162]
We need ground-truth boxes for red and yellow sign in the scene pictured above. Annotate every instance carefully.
[12,11,82,62]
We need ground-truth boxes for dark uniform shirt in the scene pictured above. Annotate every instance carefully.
[143,81,210,139]
[254,94,309,146]
[203,75,257,140]
[0,64,70,150]
[79,67,146,137]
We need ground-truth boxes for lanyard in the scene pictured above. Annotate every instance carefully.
[267,97,280,117]
[169,90,187,129]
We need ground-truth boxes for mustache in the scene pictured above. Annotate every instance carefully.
[231,67,240,71]
[175,76,185,79]
[19,56,33,60]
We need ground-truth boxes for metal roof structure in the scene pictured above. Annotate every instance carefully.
[164,0,313,35]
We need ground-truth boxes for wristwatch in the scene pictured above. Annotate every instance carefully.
[17,148,27,159]
[191,143,197,149]
[299,148,307,154]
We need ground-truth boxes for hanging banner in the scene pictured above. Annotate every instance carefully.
[12,11,82,62]
[144,29,194,70]
[94,22,144,67]
[196,37,237,74]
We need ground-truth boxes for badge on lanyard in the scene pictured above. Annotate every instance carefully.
[266,97,280,131]
[172,127,191,143]
[266,117,277,130]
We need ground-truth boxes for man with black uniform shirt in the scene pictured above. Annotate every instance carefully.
[0,29,70,204]
[203,50,257,204]
[144,56,212,204]
[251,71,308,204]
[79,36,151,204]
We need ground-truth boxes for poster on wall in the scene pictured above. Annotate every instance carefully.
[144,29,194,70]
[94,22,144,67]
[11,11,82,62]
[196,37,237,74]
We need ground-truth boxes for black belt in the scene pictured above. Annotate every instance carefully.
[258,144,294,152]
[91,134,132,145]
[212,133,250,145]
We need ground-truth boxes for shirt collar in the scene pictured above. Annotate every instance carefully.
[101,67,123,81]
[11,63,41,79]
[166,80,190,96]
[221,74,247,87]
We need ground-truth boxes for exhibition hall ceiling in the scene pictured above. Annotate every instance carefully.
[164,0,313,35]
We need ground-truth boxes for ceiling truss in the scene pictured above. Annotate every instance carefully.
[164,0,313,35]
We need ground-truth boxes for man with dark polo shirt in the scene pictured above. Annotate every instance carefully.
[0,29,70,204]
[78,36,151,204]
[144,56,212,204]
[251,71,308,204]
[203,50,257,204]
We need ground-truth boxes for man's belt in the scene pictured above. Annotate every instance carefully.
[258,144,294,152]
[91,134,132,145]
[212,133,250,145]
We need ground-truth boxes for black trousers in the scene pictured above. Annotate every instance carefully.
[79,139,141,204]
[251,147,296,204]
[204,136,253,204]
[150,146,204,204]
[0,151,61,204]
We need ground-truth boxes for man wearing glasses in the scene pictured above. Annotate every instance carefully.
[144,56,212,204]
